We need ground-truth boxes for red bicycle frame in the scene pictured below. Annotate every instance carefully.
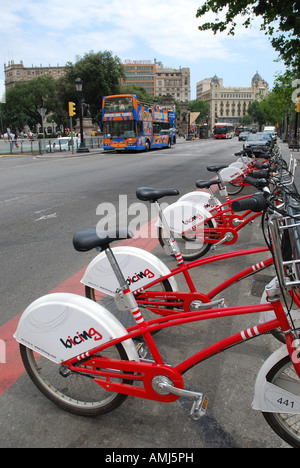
[65,293,300,402]
[134,246,274,315]
[182,194,262,246]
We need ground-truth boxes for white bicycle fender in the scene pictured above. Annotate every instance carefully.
[155,200,216,231]
[178,191,220,208]
[14,293,140,364]
[229,156,250,170]
[252,346,300,413]
[81,246,178,296]
[219,166,244,182]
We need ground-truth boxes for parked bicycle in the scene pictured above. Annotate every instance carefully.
[157,148,295,260]
[14,183,300,447]
[76,154,297,335]
[220,143,281,195]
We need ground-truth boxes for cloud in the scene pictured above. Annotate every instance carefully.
[0,0,286,98]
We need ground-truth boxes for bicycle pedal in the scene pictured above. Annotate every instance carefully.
[190,394,208,420]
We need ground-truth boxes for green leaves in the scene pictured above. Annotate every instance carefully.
[1,51,125,132]
[196,1,299,71]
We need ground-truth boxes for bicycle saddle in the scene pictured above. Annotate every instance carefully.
[136,187,179,202]
[73,228,133,252]
[196,179,220,189]
[206,165,228,173]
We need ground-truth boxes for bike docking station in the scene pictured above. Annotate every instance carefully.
[13,143,300,448]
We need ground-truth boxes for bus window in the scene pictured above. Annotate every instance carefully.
[104,97,133,113]
[104,121,136,139]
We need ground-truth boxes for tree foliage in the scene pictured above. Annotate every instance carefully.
[259,70,298,124]
[64,51,125,122]
[3,76,58,131]
[196,1,300,72]
[189,99,210,122]
[1,51,125,132]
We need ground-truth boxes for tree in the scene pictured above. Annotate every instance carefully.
[247,101,265,129]
[259,70,298,135]
[119,85,156,104]
[64,51,125,122]
[3,76,58,131]
[238,114,252,126]
[189,99,210,123]
[196,1,300,72]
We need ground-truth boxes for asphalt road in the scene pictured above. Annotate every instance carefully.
[0,138,298,449]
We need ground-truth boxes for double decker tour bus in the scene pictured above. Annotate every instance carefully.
[213,123,235,139]
[102,94,176,151]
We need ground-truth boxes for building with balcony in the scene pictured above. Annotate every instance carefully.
[122,59,190,101]
[196,72,269,129]
[155,60,190,102]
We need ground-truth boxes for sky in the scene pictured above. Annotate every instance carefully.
[0,0,287,102]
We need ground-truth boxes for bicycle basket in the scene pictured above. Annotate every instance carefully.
[274,202,300,291]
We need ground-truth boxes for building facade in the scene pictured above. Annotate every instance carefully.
[4,60,66,89]
[155,60,190,102]
[122,60,156,96]
[196,72,269,129]
[4,59,191,102]
[122,59,190,101]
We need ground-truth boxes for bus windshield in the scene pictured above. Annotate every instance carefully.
[104,97,134,113]
[215,126,227,134]
[104,121,136,139]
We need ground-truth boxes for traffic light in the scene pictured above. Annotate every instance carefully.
[68,101,76,117]
[296,99,300,113]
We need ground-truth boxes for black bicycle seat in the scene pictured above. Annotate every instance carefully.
[196,179,220,189]
[206,165,228,173]
[136,187,179,202]
[73,228,133,252]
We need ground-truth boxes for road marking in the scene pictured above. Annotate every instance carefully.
[35,212,58,221]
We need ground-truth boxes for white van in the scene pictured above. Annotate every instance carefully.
[264,126,276,133]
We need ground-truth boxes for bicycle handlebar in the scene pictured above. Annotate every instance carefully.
[248,169,270,179]
[245,176,268,188]
[231,193,267,213]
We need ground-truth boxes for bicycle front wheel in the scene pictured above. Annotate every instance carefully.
[262,355,300,447]
[20,343,131,416]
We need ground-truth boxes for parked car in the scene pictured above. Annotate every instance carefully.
[46,137,78,153]
[263,130,277,142]
[238,131,249,141]
[243,132,272,154]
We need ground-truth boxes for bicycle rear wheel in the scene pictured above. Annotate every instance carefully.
[262,355,300,447]
[20,343,131,416]
[224,180,245,196]
[158,221,213,261]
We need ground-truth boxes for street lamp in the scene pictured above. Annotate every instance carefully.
[75,77,89,153]
[187,106,191,140]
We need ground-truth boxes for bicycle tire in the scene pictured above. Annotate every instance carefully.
[158,221,213,261]
[262,355,300,447]
[20,342,131,417]
[86,278,175,333]
[225,180,245,196]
